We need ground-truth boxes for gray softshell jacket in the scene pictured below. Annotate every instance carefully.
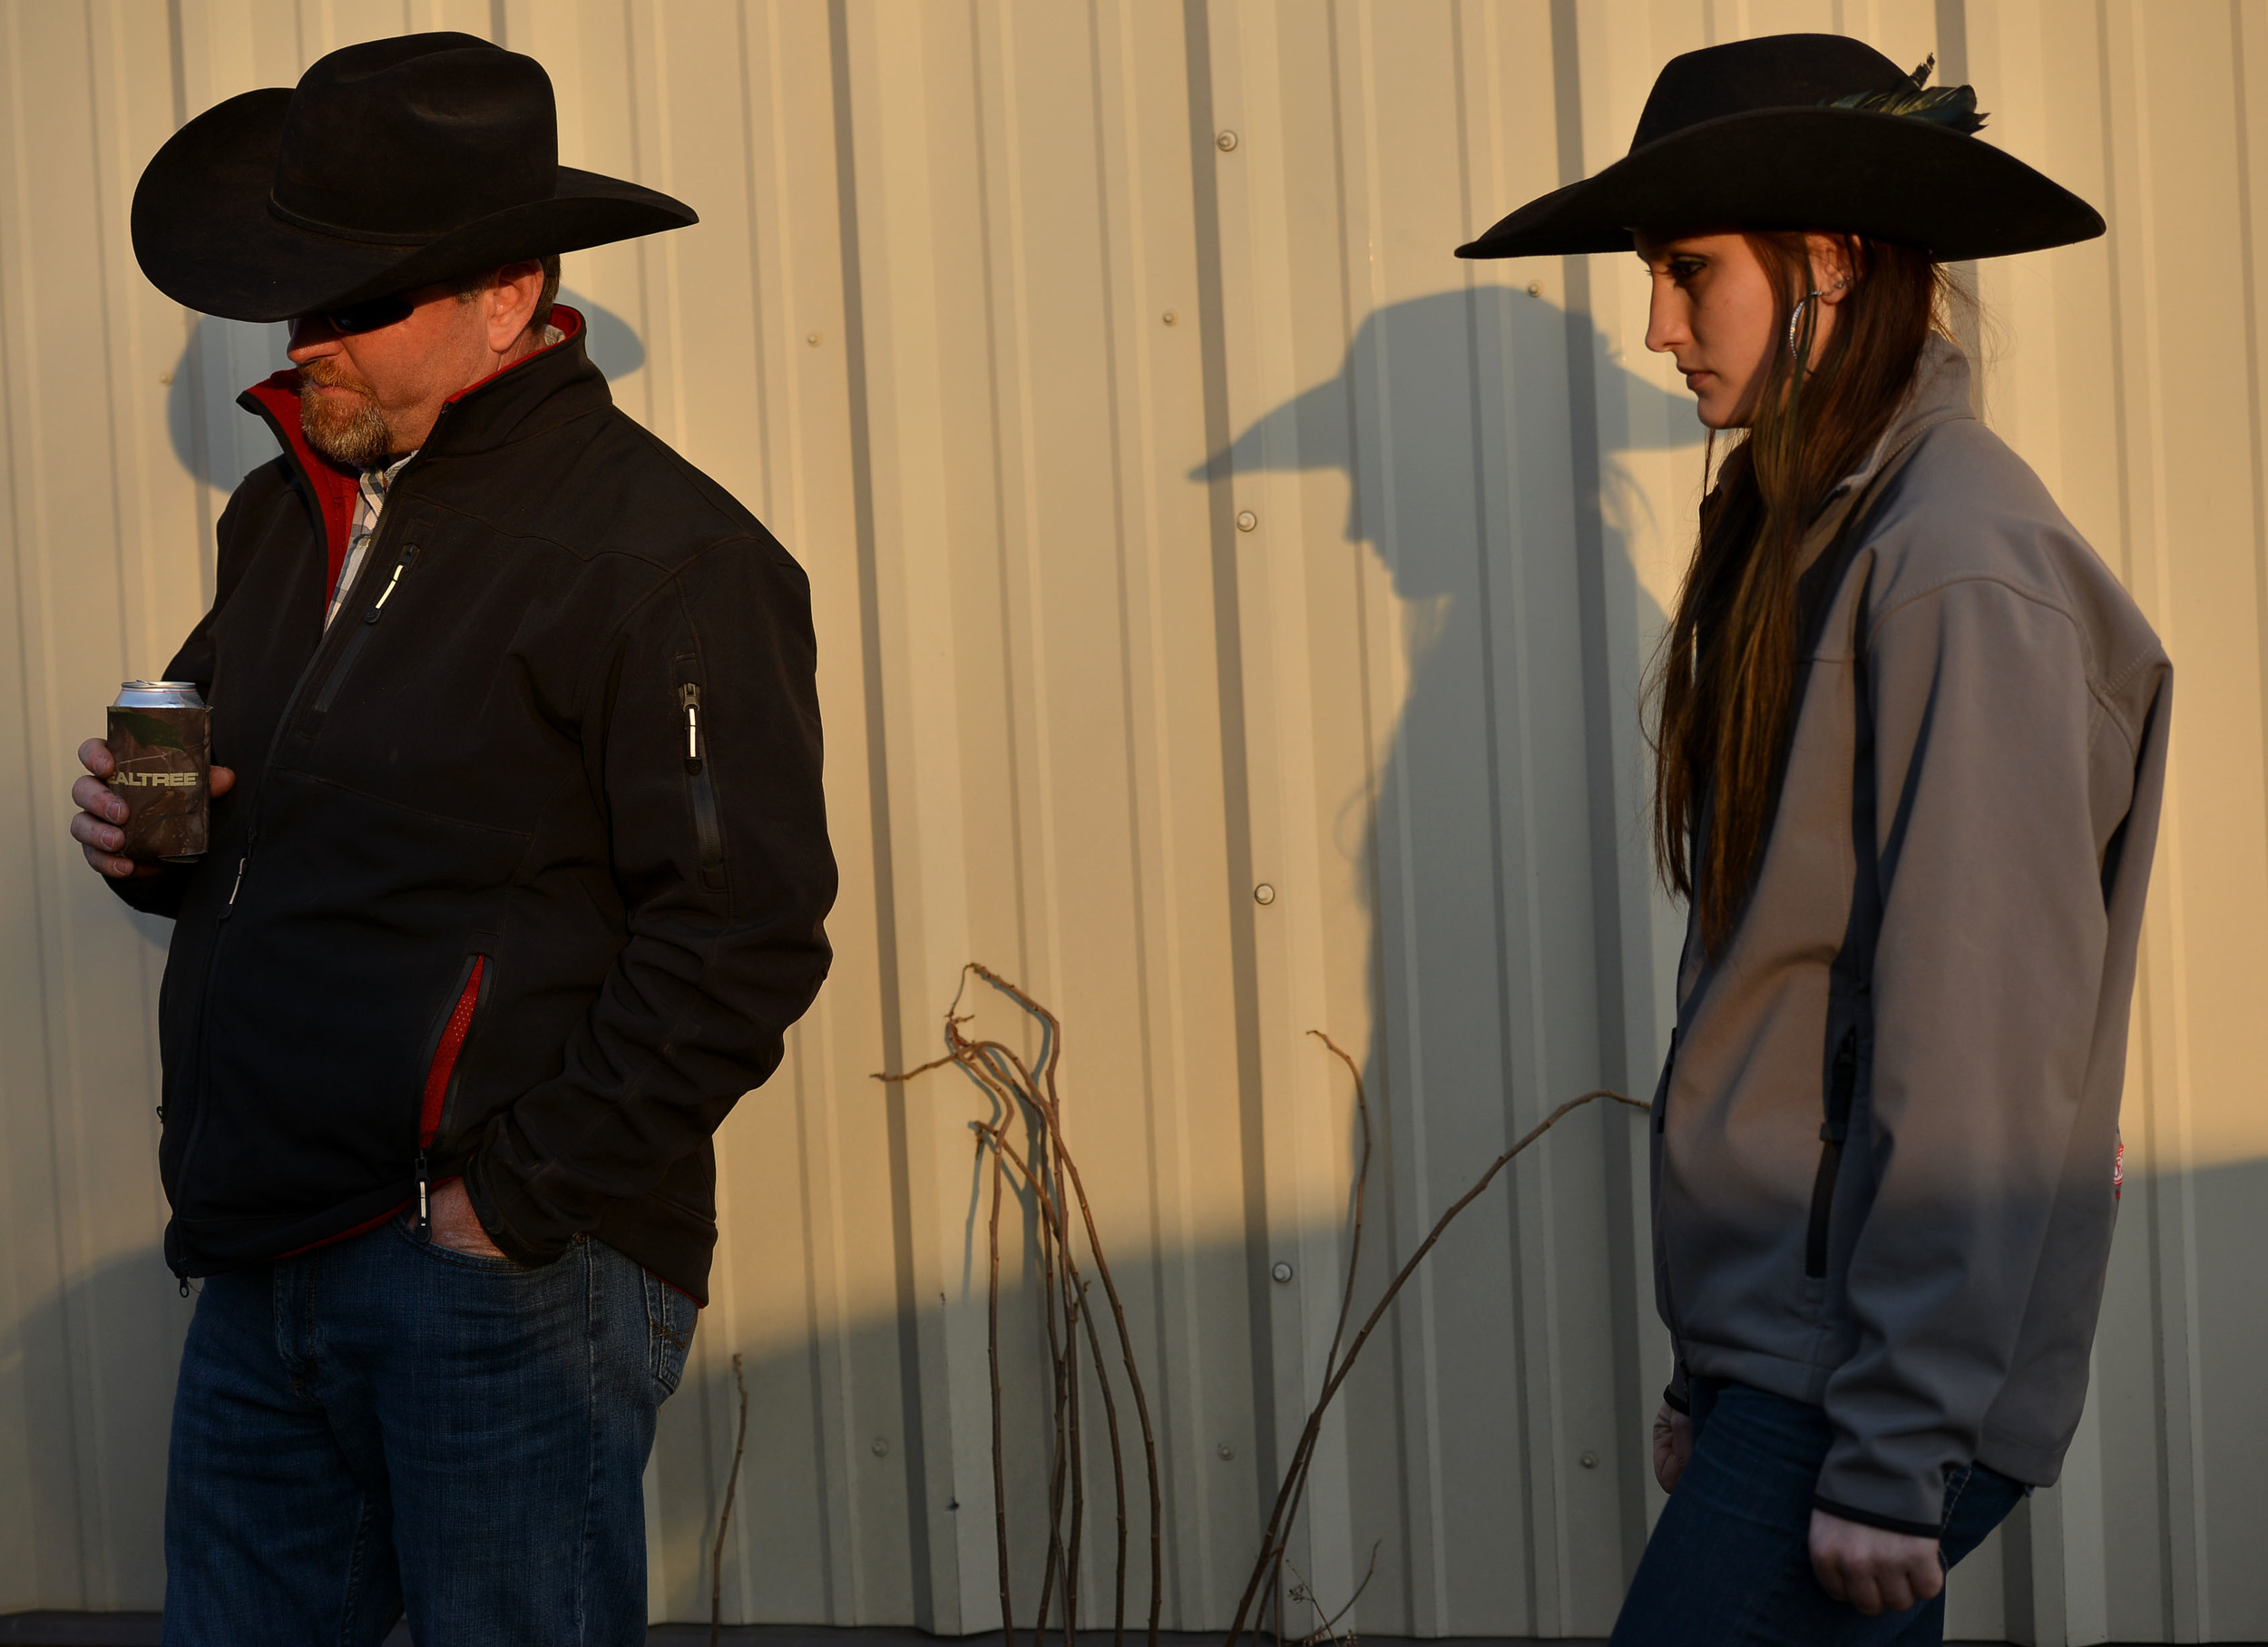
[1651,338,2172,1535]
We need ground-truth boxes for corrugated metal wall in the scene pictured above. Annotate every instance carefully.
[3,2,2263,1641]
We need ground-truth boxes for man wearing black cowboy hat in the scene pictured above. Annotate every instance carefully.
[66,33,835,1642]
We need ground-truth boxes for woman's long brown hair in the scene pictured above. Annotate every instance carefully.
[1649,232,1955,955]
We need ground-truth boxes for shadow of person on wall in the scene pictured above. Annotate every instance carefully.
[1203,284,1698,1630]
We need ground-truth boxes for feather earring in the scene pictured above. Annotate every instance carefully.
[1826,53,1988,134]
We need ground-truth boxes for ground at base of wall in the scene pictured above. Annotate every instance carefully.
[0,1619,2181,1647]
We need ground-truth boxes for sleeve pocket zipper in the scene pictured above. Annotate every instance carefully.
[312,543,420,717]
[415,954,488,1232]
[1804,1027,1860,1279]
[678,680,728,891]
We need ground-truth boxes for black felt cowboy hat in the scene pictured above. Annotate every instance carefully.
[132,32,696,323]
[1458,34,2101,262]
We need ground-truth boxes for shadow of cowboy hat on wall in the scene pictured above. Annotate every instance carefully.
[131,31,695,323]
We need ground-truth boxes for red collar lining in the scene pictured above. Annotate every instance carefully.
[242,306,588,605]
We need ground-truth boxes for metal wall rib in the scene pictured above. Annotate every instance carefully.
[2,3,2263,1642]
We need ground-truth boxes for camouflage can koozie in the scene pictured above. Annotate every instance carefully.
[107,681,210,862]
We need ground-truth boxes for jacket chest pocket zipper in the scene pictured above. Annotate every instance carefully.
[312,543,420,718]
[678,680,728,890]
[415,955,488,1231]
[1804,1027,1859,1279]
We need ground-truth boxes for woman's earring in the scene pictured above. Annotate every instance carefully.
[1788,290,1822,358]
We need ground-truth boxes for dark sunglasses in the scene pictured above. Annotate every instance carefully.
[308,291,416,336]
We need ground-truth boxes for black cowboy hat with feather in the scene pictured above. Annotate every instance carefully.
[132,32,695,323]
[1458,34,2101,262]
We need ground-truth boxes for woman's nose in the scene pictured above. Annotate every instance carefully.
[1644,285,1681,355]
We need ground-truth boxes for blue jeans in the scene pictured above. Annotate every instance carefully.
[1610,1378,2027,1647]
[162,1213,698,1646]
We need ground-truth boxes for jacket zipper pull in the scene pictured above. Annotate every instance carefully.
[679,682,703,773]
[415,1149,431,1234]
[218,827,257,921]
[367,553,412,621]
[178,1276,190,1299]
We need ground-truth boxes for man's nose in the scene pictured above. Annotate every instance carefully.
[286,315,341,361]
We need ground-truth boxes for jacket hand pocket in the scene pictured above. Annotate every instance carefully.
[1804,1026,1860,1279]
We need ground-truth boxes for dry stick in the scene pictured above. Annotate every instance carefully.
[973,966,1163,1647]
[1256,1034,1375,1633]
[1310,1539,1381,1645]
[1074,1271,1129,1647]
[966,1049,1071,1647]
[987,1131,1015,1645]
[710,1352,749,1647]
[1030,1116,1070,1647]
[898,1043,1064,1647]
[983,1122,1129,1647]
[881,966,1162,1647]
[1224,1084,1651,1647]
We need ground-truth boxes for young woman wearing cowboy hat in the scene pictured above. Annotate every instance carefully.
[1462,34,2171,1646]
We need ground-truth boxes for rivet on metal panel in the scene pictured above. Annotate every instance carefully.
[1527,281,1543,298]
[1217,1442,1235,1460]
[1579,1450,1599,1469]
[872,1436,890,1456]
[1253,883,1276,906]
[807,330,823,347]
[1217,130,1239,152]
[1271,1260,1294,1283]
[1236,509,1258,532]
[159,371,174,386]
[1162,309,1178,326]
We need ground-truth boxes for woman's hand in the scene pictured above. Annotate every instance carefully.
[1808,1509,1942,1613]
[1652,1400,1693,1492]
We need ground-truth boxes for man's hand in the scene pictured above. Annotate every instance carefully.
[1809,1509,1942,1614]
[72,737,235,878]
[1653,1400,1693,1492]
[426,1178,508,1260]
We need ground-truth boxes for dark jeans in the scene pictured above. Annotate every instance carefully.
[163,1213,698,1646]
[1610,1377,2027,1647]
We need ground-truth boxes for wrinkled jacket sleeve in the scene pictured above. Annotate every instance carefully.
[464,534,836,1262]
[1813,576,2119,1533]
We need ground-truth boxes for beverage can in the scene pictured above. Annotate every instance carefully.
[106,681,210,862]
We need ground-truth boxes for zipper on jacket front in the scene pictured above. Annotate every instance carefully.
[169,495,426,1270]
[311,543,421,716]
[1656,1026,1678,1134]
[415,955,489,1232]
[1804,1027,1860,1279]
[678,679,728,890]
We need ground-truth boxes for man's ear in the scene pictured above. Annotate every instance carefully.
[484,260,548,350]
[1809,233,1858,306]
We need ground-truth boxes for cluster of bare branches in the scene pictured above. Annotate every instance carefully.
[844,966,1646,1647]
[882,962,1163,1647]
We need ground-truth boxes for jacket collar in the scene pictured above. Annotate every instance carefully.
[237,306,607,595]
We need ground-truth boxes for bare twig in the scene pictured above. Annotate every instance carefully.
[1306,1540,1381,1643]
[973,964,1163,1647]
[988,1131,1013,1643]
[710,1352,748,1647]
[1224,1061,1649,1647]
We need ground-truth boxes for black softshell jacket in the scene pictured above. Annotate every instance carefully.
[116,310,836,1299]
